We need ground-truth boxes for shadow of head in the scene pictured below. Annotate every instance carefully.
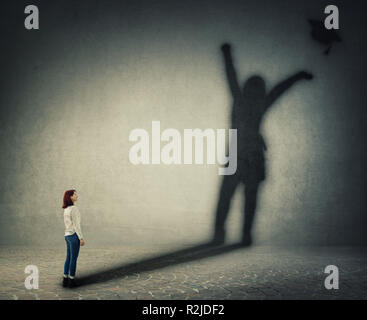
[243,75,266,99]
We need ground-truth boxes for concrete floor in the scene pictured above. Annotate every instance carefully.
[0,243,366,300]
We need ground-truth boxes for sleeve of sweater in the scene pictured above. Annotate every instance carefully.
[71,206,84,240]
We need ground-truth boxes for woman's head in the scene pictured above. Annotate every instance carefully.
[62,189,77,208]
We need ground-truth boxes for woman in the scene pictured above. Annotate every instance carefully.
[62,189,85,288]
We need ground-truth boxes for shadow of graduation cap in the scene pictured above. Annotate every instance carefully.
[308,19,341,55]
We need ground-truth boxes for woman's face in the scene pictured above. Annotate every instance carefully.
[70,191,78,203]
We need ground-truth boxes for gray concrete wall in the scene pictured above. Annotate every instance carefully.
[0,0,366,246]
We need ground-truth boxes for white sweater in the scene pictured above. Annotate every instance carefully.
[64,205,84,240]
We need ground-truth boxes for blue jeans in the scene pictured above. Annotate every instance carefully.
[64,233,80,277]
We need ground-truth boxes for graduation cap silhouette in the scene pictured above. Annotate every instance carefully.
[308,19,341,55]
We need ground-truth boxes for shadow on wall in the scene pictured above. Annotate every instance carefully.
[212,43,314,246]
[72,43,314,287]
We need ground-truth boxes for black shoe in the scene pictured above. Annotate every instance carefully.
[62,277,69,287]
[68,278,76,288]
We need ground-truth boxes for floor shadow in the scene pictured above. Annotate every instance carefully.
[76,241,248,287]
[212,43,313,246]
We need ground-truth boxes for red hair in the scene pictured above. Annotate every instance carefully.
[62,189,76,209]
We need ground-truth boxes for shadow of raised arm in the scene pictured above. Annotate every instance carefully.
[221,43,242,99]
[266,71,313,109]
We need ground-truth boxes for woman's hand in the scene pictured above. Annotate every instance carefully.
[80,239,85,246]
